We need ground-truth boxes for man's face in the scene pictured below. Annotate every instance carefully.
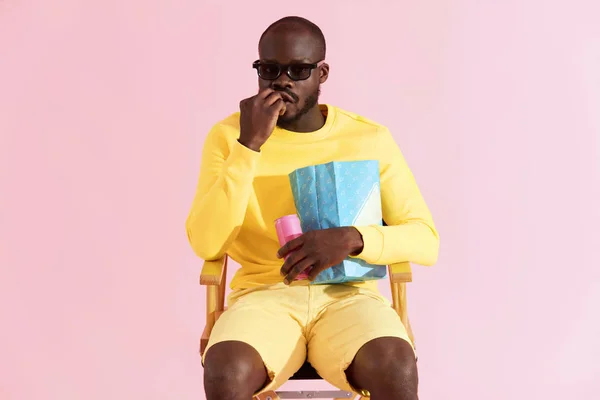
[257,29,329,125]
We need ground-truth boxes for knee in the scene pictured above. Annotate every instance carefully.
[356,337,416,379]
[203,341,268,399]
[347,337,418,394]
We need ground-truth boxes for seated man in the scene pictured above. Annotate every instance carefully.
[185,16,439,400]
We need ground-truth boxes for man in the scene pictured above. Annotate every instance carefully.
[186,16,439,400]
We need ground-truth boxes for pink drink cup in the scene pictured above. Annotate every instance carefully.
[275,214,310,280]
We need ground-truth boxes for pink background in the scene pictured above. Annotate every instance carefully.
[1,1,599,399]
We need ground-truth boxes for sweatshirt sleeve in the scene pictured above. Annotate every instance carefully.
[353,127,440,266]
[185,122,260,260]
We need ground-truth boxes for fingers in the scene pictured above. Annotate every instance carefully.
[243,89,285,118]
[277,236,303,259]
[307,262,325,282]
[263,90,280,101]
[278,101,287,116]
[279,247,305,277]
[256,88,274,99]
[265,96,283,110]
[261,91,286,117]
[283,257,314,285]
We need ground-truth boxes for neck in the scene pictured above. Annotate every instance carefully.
[278,105,325,133]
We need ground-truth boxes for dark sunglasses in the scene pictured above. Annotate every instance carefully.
[252,60,325,81]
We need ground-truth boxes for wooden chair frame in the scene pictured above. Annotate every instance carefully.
[199,257,414,400]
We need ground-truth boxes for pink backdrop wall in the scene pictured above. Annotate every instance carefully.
[1,1,599,399]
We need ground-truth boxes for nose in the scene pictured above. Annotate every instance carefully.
[271,69,294,90]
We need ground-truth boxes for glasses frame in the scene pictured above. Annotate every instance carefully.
[252,60,326,81]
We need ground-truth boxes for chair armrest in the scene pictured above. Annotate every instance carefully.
[199,256,227,286]
[389,262,412,283]
[388,262,415,347]
[199,256,228,356]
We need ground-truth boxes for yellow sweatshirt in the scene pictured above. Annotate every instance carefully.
[186,104,439,290]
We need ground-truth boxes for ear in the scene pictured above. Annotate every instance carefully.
[319,63,329,84]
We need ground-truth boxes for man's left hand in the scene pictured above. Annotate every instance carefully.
[277,227,364,284]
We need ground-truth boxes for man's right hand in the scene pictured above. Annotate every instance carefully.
[238,89,287,152]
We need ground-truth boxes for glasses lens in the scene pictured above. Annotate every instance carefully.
[258,64,281,80]
[288,64,312,80]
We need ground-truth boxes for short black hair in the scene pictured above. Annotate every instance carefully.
[259,16,326,60]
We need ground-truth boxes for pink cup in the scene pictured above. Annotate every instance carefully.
[275,214,310,280]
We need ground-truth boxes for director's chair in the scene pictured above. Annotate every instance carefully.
[199,256,415,400]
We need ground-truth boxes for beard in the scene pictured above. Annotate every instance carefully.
[277,87,321,126]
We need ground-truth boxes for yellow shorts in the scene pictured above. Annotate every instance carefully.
[203,281,413,394]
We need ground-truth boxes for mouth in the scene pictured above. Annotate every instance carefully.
[279,92,296,103]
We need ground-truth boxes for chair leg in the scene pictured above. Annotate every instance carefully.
[256,390,355,399]
[255,390,280,400]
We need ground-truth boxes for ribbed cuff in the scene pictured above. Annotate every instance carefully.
[224,140,261,180]
[352,225,385,264]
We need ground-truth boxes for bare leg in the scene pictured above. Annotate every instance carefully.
[345,337,418,400]
[204,341,270,400]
